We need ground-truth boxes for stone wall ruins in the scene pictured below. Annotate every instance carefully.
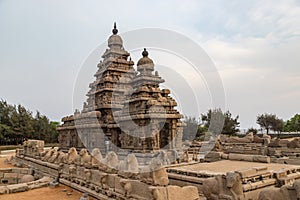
[15,140,200,200]
[0,168,33,185]
[167,164,300,200]
[190,133,300,165]
[14,137,300,199]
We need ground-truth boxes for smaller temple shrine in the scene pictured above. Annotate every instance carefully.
[57,23,183,154]
[115,48,183,151]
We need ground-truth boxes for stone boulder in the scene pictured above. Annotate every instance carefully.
[20,175,35,183]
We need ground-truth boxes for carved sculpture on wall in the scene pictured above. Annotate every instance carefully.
[140,157,169,186]
[103,151,119,170]
[91,148,103,167]
[120,179,133,198]
[118,154,139,178]
[66,147,78,164]
[79,148,92,167]
[258,179,300,200]
[48,148,59,163]
[202,172,243,200]
[55,151,66,164]
[42,147,57,162]
[226,172,243,200]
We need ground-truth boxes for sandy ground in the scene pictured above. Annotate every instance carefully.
[170,160,299,173]
[0,185,92,200]
[0,151,95,200]
[0,151,16,168]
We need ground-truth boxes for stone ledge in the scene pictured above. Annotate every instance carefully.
[0,176,51,195]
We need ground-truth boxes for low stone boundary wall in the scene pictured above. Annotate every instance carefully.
[0,168,33,185]
[0,176,51,194]
[16,156,59,179]
[15,140,201,200]
[204,151,271,163]
[226,153,270,163]
[223,143,266,155]
[18,155,201,200]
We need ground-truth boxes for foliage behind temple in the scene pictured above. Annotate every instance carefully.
[0,99,59,145]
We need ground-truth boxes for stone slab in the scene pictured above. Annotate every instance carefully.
[6,183,28,193]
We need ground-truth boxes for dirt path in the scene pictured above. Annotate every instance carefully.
[0,185,95,200]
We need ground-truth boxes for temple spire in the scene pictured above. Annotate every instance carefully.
[112,22,118,35]
[142,48,148,57]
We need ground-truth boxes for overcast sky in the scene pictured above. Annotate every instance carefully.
[0,0,300,129]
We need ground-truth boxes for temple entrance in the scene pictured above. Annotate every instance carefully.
[159,122,170,148]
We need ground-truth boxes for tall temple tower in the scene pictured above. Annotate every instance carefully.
[83,22,136,150]
[57,23,183,154]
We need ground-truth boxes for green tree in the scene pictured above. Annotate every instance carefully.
[247,127,258,134]
[49,121,59,143]
[257,113,284,134]
[201,109,240,136]
[182,116,200,141]
[10,104,34,141]
[284,114,300,132]
[0,99,59,145]
[33,111,59,143]
[272,118,284,135]
[0,100,15,126]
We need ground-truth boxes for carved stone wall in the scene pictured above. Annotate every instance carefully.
[15,140,200,200]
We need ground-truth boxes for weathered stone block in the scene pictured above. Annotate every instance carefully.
[114,176,125,195]
[6,183,28,193]
[229,153,253,162]
[253,166,268,172]
[4,173,18,179]
[124,179,153,199]
[106,174,116,189]
[0,186,8,194]
[0,168,12,173]
[274,170,287,179]
[152,168,169,186]
[221,153,229,159]
[167,185,199,200]
[253,155,270,163]
[90,169,101,185]
[11,168,21,174]
[150,186,167,200]
[237,169,257,178]
[1,177,18,184]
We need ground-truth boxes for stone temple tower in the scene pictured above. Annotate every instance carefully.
[115,48,183,152]
[57,23,183,154]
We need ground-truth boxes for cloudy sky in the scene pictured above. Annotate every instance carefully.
[0,0,300,129]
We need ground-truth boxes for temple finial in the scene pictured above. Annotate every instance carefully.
[112,22,118,35]
[142,48,148,57]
